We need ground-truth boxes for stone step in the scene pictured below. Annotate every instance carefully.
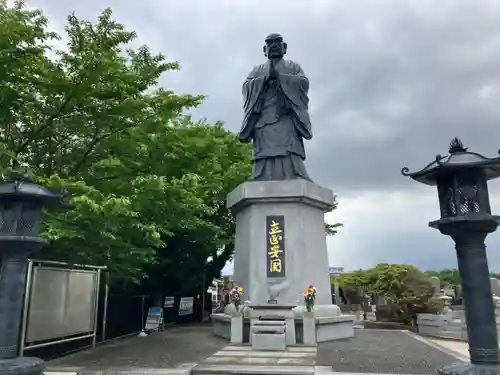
[204,356,314,366]
[191,345,317,375]
[45,363,198,375]
[46,370,193,375]
[212,350,316,358]
[191,364,314,375]
[222,346,316,352]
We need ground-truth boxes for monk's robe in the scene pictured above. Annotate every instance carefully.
[239,59,312,181]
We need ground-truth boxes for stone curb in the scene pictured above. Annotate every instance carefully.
[402,330,469,362]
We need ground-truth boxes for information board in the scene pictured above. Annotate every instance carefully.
[27,266,98,343]
[178,297,194,316]
[266,215,286,278]
[144,307,163,331]
[163,296,175,308]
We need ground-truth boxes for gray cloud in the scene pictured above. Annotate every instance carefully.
[29,0,500,272]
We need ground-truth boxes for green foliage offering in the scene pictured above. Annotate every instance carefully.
[1,1,341,295]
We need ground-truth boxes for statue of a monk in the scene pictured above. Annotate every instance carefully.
[239,33,313,181]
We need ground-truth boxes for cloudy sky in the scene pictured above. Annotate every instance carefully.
[26,0,500,273]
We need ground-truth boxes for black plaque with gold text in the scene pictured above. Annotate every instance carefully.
[266,215,285,278]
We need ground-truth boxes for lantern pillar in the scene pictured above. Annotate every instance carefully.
[402,138,500,375]
[0,173,63,375]
[434,219,500,372]
[0,240,46,362]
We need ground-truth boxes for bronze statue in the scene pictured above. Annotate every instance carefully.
[239,33,312,181]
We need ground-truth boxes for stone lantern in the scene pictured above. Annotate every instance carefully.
[438,294,453,315]
[402,138,500,375]
[0,172,64,375]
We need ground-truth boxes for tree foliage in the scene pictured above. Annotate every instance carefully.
[373,264,432,302]
[335,264,432,301]
[0,1,251,289]
[334,263,433,324]
[425,268,500,290]
[1,1,341,295]
[424,269,461,288]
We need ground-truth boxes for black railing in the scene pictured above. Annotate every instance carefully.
[22,288,209,360]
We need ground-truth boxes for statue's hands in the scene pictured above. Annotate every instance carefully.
[268,64,278,80]
[280,106,291,115]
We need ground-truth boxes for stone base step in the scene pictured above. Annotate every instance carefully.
[46,368,194,375]
[191,364,314,375]
[191,345,316,375]
[212,351,316,358]
[203,355,314,366]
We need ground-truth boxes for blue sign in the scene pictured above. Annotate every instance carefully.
[148,307,162,316]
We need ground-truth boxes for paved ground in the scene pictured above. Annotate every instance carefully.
[429,338,470,360]
[44,325,468,375]
[316,330,463,374]
[192,345,317,375]
[46,324,226,372]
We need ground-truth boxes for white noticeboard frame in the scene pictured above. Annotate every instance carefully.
[145,307,163,331]
[164,296,175,308]
[178,297,194,316]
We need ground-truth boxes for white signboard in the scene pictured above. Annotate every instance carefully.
[164,296,175,308]
[178,297,194,316]
[145,307,163,331]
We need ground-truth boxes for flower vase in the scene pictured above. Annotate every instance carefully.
[230,312,243,344]
[303,311,316,345]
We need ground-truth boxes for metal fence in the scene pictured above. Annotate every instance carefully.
[18,259,206,359]
[19,259,105,356]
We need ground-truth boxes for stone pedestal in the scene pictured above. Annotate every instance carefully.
[230,314,243,344]
[303,312,316,346]
[0,357,45,375]
[228,179,335,306]
[438,362,500,375]
[218,179,354,345]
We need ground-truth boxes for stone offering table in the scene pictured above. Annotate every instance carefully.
[248,304,296,346]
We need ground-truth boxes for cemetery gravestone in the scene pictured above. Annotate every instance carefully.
[490,277,500,297]
[430,276,440,296]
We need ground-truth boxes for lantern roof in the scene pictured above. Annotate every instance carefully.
[401,138,500,186]
[0,171,63,203]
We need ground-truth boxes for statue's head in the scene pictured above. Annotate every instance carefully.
[263,33,287,59]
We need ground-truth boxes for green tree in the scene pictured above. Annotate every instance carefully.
[335,264,432,324]
[372,264,432,302]
[0,1,248,286]
[334,268,378,297]
[424,269,461,288]
[0,1,342,296]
